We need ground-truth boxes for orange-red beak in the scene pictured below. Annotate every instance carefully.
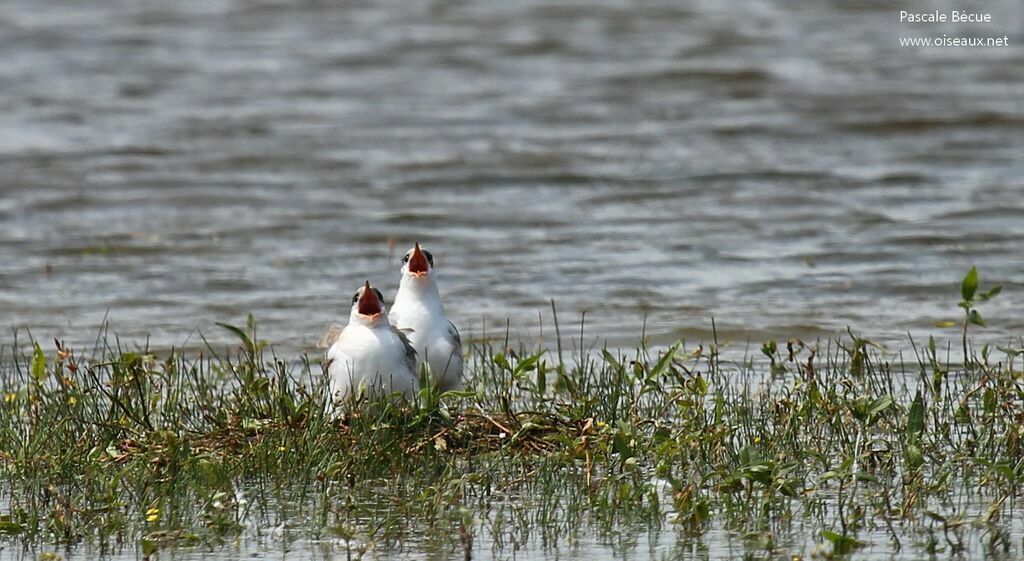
[357,281,383,318]
[407,242,430,277]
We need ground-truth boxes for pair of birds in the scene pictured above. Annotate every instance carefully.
[319,243,462,402]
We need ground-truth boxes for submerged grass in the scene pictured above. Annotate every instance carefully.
[2,315,1024,559]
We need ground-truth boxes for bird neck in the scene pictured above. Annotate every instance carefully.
[396,275,443,313]
[348,311,388,329]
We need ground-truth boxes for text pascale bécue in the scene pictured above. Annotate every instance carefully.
[900,11,992,23]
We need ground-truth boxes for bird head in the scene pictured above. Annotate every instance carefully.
[401,243,434,279]
[350,281,387,325]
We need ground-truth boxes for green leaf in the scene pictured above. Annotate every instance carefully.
[906,444,924,469]
[998,346,1023,357]
[745,463,774,485]
[653,426,672,445]
[968,310,986,327]
[984,461,1016,483]
[983,388,997,416]
[141,537,158,557]
[979,285,1002,301]
[867,395,894,422]
[613,429,634,459]
[250,377,269,394]
[601,349,621,370]
[924,510,946,523]
[0,520,23,535]
[649,342,681,380]
[778,480,799,497]
[513,353,543,377]
[855,471,879,484]
[492,353,509,371]
[907,391,925,444]
[961,266,979,301]
[692,375,708,397]
[713,392,725,424]
[849,396,871,422]
[325,461,346,478]
[278,393,296,419]
[821,530,861,555]
[30,342,47,382]
[954,402,971,424]
[216,322,256,355]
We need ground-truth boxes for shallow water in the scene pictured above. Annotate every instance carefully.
[2,0,1024,355]
[1,500,1022,561]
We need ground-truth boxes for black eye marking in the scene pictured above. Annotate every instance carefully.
[373,288,384,302]
[402,253,410,263]
[423,250,434,266]
[351,291,360,303]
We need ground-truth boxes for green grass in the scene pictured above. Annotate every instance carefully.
[1,319,1024,559]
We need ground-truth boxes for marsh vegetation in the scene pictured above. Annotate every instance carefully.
[2,272,1023,560]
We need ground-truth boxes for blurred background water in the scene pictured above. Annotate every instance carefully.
[1,0,1023,355]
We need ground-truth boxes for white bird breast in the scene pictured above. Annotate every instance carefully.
[326,325,418,401]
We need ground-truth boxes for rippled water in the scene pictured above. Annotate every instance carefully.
[2,0,1023,355]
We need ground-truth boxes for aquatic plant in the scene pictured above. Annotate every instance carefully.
[957,265,1001,367]
[0,277,1022,559]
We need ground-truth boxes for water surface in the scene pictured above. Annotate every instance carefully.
[1,2,1023,352]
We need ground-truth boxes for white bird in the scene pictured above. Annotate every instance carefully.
[389,243,463,391]
[320,281,419,402]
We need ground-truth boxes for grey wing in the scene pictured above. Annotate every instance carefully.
[392,326,419,372]
[317,324,345,349]
[447,320,462,350]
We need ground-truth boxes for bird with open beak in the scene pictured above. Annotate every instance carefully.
[321,281,419,402]
[390,243,463,391]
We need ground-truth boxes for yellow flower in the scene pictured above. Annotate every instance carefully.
[67,396,77,405]
[146,507,160,522]
[3,393,15,403]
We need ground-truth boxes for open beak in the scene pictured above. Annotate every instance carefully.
[357,281,383,319]
[407,242,430,277]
